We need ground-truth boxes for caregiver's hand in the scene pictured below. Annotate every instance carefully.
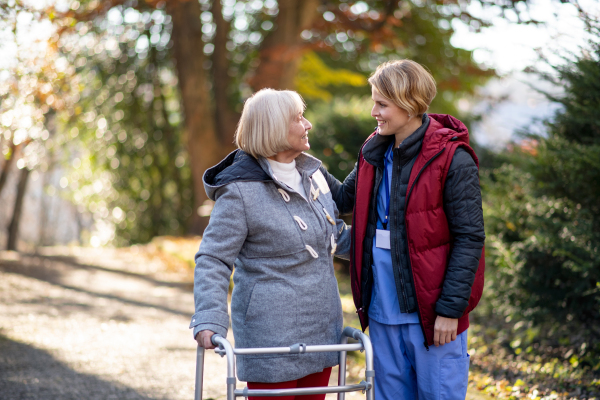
[433,316,458,347]
[195,329,217,349]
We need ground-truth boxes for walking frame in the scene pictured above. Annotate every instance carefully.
[194,326,375,400]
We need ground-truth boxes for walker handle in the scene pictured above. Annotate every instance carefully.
[195,334,225,400]
[342,326,363,341]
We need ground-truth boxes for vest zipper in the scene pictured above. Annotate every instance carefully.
[391,156,410,314]
[405,147,446,350]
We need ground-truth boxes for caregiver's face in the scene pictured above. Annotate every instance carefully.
[371,87,411,138]
[287,111,312,153]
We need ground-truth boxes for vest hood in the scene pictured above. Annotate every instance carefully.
[422,114,470,160]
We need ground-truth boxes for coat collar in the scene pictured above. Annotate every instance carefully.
[203,149,322,200]
[257,152,322,181]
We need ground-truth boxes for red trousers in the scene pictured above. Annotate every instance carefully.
[247,367,333,400]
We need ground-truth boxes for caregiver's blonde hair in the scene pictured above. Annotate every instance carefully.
[368,60,437,117]
[235,89,306,158]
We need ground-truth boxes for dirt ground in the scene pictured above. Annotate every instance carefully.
[0,247,364,400]
[0,247,490,400]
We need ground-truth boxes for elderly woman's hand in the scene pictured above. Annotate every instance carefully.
[195,330,217,349]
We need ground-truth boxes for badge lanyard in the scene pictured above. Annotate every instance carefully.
[382,156,391,230]
[375,151,393,250]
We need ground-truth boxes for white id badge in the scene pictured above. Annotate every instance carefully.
[375,229,391,249]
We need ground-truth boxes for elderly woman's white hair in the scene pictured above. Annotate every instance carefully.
[235,88,306,158]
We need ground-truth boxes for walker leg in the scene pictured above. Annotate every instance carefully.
[195,346,205,400]
[359,333,375,400]
[338,335,348,400]
[341,327,375,400]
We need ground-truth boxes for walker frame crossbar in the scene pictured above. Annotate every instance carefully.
[194,326,375,400]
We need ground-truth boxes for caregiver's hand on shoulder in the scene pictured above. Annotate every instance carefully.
[195,329,217,349]
[433,316,458,347]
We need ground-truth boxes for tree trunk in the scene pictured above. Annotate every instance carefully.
[38,109,57,246]
[0,139,17,198]
[250,0,320,91]
[168,0,223,234]
[38,168,56,246]
[7,167,31,251]
[167,0,319,234]
[211,0,240,143]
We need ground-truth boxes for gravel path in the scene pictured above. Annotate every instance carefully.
[0,247,489,400]
[0,247,230,400]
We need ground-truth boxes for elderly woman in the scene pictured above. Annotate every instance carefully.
[189,88,351,400]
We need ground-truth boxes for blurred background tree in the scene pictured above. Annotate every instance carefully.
[0,2,79,249]
[481,15,600,367]
[303,0,498,181]
[57,3,192,245]
[2,0,598,394]
[39,0,534,244]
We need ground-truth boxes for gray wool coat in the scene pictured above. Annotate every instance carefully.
[189,150,351,383]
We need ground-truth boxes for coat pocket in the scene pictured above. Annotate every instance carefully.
[243,280,298,352]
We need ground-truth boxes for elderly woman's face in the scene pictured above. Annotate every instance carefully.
[287,112,312,153]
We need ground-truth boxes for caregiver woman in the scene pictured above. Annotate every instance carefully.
[189,89,351,400]
[326,60,485,400]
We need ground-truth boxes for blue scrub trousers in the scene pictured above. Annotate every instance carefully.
[368,318,470,400]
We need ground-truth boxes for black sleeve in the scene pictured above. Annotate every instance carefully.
[435,147,486,319]
[319,162,357,216]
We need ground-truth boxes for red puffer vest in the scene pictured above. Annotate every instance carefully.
[350,114,485,346]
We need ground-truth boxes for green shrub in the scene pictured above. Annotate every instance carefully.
[482,29,600,366]
[306,96,376,181]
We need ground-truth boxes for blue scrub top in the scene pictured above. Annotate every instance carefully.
[369,142,419,325]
